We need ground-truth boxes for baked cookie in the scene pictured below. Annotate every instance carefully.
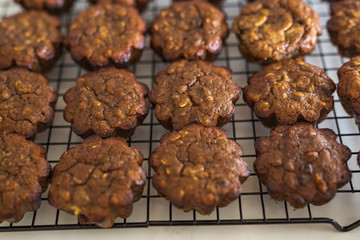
[150,1,228,61]
[15,0,75,14]
[65,3,146,70]
[64,67,150,138]
[150,124,249,214]
[327,0,360,57]
[0,68,57,139]
[0,11,62,72]
[254,123,351,208]
[232,0,321,65]
[337,56,360,125]
[242,59,335,128]
[149,60,239,130]
[48,136,146,228]
[88,0,152,12]
[0,133,51,223]
[173,0,225,7]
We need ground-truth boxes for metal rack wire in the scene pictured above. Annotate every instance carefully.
[0,0,359,232]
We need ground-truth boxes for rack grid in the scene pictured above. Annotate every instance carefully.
[0,0,359,232]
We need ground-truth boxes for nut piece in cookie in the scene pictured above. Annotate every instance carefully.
[255,123,351,208]
[337,56,360,126]
[65,3,146,70]
[243,59,335,128]
[88,0,152,12]
[0,11,63,73]
[48,136,146,228]
[232,0,321,65]
[15,0,75,14]
[149,60,239,130]
[150,124,249,214]
[150,1,228,61]
[0,68,57,139]
[0,133,51,223]
[327,0,360,57]
[64,67,150,138]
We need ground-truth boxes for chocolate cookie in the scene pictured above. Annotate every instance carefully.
[150,124,249,214]
[327,0,360,57]
[173,0,225,7]
[254,123,351,208]
[0,133,51,223]
[0,11,63,73]
[0,68,57,139]
[64,67,150,139]
[15,0,75,14]
[242,59,335,128]
[48,136,146,228]
[65,3,146,70]
[150,1,228,61]
[88,0,152,12]
[149,60,239,130]
[232,0,321,65]
[337,56,360,126]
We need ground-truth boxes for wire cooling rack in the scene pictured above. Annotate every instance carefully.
[0,0,359,233]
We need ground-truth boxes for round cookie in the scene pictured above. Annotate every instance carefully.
[254,123,351,208]
[88,0,152,12]
[327,0,360,57]
[64,3,146,70]
[150,124,250,214]
[48,136,146,228]
[242,59,335,128]
[64,67,150,139]
[15,0,75,14]
[149,60,239,130]
[232,0,321,65]
[0,11,63,73]
[0,68,57,139]
[337,56,360,126]
[0,133,51,223]
[150,1,228,61]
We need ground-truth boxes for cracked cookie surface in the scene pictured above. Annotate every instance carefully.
[48,136,146,228]
[149,60,239,130]
[337,56,360,126]
[15,0,75,14]
[0,133,51,223]
[255,123,351,208]
[88,0,152,12]
[243,59,335,128]
[0,68,57,139]
[150,1,228,61]
[65,3,146,70]
[0,11,62,72]
[327,0,360,57]
[232,0,321,65]
[64,67,150,138]
[150,124,249,214]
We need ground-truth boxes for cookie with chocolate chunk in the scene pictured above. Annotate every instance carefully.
[64,67,150,138]
[150,1,228,61]
[65,3,146,70]
[232,0,321,65]
[327,0,360,57]
[242,59,335,128]
[149,60,239,130]
[48,136,146,228]
[0,11,62,72]
[254,123,351,208]
[0,68,57,139]
[0,133,51,223]
[150,124,249,214]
